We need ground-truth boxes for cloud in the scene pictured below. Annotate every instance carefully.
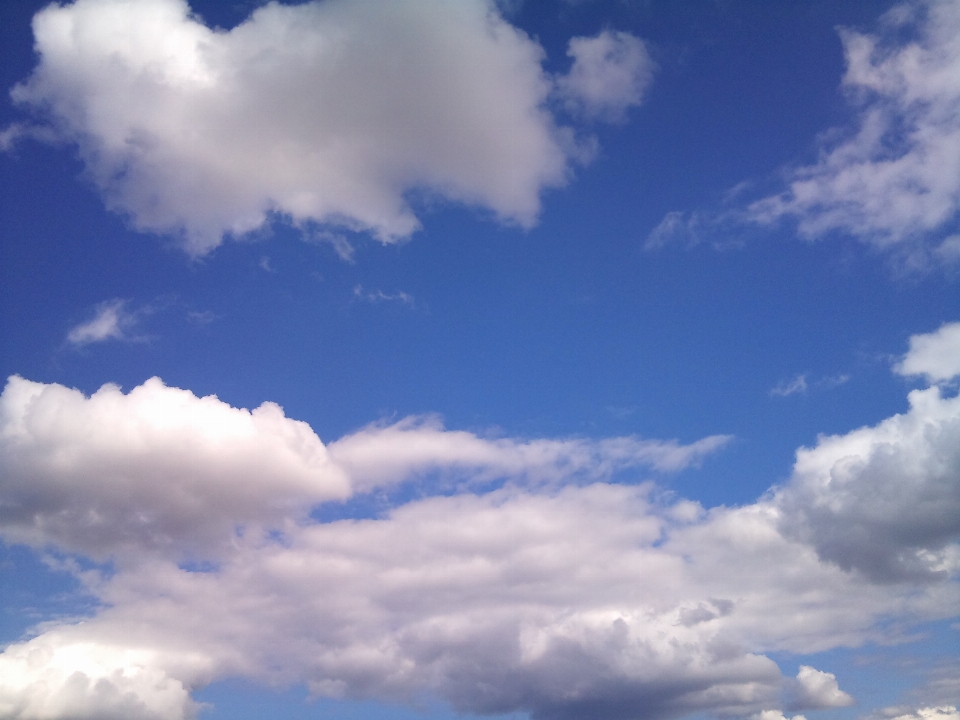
[352,285,416,308]
[746,0,960,262]
[770,375,808,398]
[6,0,591,256]
[556,30,654,122]
[895,321,960,384]
[789,666,854,710]
[0,356,958,720]
[0,377,727,561]
[66,298,139,346]
[776,383,960,582]
[0,375,350,559]
[883,707,960,720]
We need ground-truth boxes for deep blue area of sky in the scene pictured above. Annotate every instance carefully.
[1,0,959,717]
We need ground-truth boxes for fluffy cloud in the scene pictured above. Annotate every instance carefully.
[556,30,654,122]
[0,376,725,560]
[896,321,960,383]
[746,0,960,261]
[7,0,648,256]
[777,382,960,582]
[0,365,957,720]
[0,375,349,558]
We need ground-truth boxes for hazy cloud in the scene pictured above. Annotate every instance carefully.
[770,374,808,397]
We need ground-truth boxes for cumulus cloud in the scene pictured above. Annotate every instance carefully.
[895,320,960,383]
[1,361,958,720]
[0,376,726,560]
[6,0,638,256]
[0,375,350,558]
[66,298,139,346]
[777,383,960,582]
[789,665,854,710]
[746,0,960,261]
[556,30,654,122]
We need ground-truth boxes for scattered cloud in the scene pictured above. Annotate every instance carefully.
[352,285,416,308]
[185,309,217,325]
[745,0,960,263]
[556,30,654,122]
[770,373,850,397]
[258,256,275,273]
[770,374,808,397]
[895,320,960,384]
[65,298,140,346]
[4,0,639,257]
[0,359,957,720]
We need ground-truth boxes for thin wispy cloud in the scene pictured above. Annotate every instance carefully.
[65,298,140,346]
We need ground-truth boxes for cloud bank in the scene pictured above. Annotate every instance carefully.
[8,0,651,256]
[1,352,958,720]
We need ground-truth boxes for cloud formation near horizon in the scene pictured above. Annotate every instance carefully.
[0,322,958,720]
[7,0,652,256]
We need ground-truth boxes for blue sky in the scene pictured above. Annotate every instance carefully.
[1,1,959,719]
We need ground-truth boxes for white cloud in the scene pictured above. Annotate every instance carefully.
[895,321,960,383]
[770,374,808,398]
[352,285,416,308]
[0,375,350,558]
[0,377,727,560]
[777,383,960,582]
[790,665,854,710]
[556,30,654,122]
[328,415,732,492]
[7,0,586,256]
[746,0,960,261]
[884,707,960,720]
[66,298,137,346]
[751,711,807,720]
[1,361,958,720]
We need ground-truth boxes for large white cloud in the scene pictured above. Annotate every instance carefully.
[1,369,958,720]
[746,0,960,262]
[0,376,722,561]
[7,0,651,256]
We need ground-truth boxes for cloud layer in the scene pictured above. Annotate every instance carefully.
[9,0,650,255]
[1,362,958,720]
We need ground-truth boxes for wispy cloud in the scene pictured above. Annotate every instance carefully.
[353,284,416,308]
[65,299,141,346]
[770,374,808,397]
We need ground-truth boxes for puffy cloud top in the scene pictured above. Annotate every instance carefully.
[1,368,958,720]
[896,321,960,383]
[8,0,651,256]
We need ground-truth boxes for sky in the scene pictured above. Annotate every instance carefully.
[0,0,959,719]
